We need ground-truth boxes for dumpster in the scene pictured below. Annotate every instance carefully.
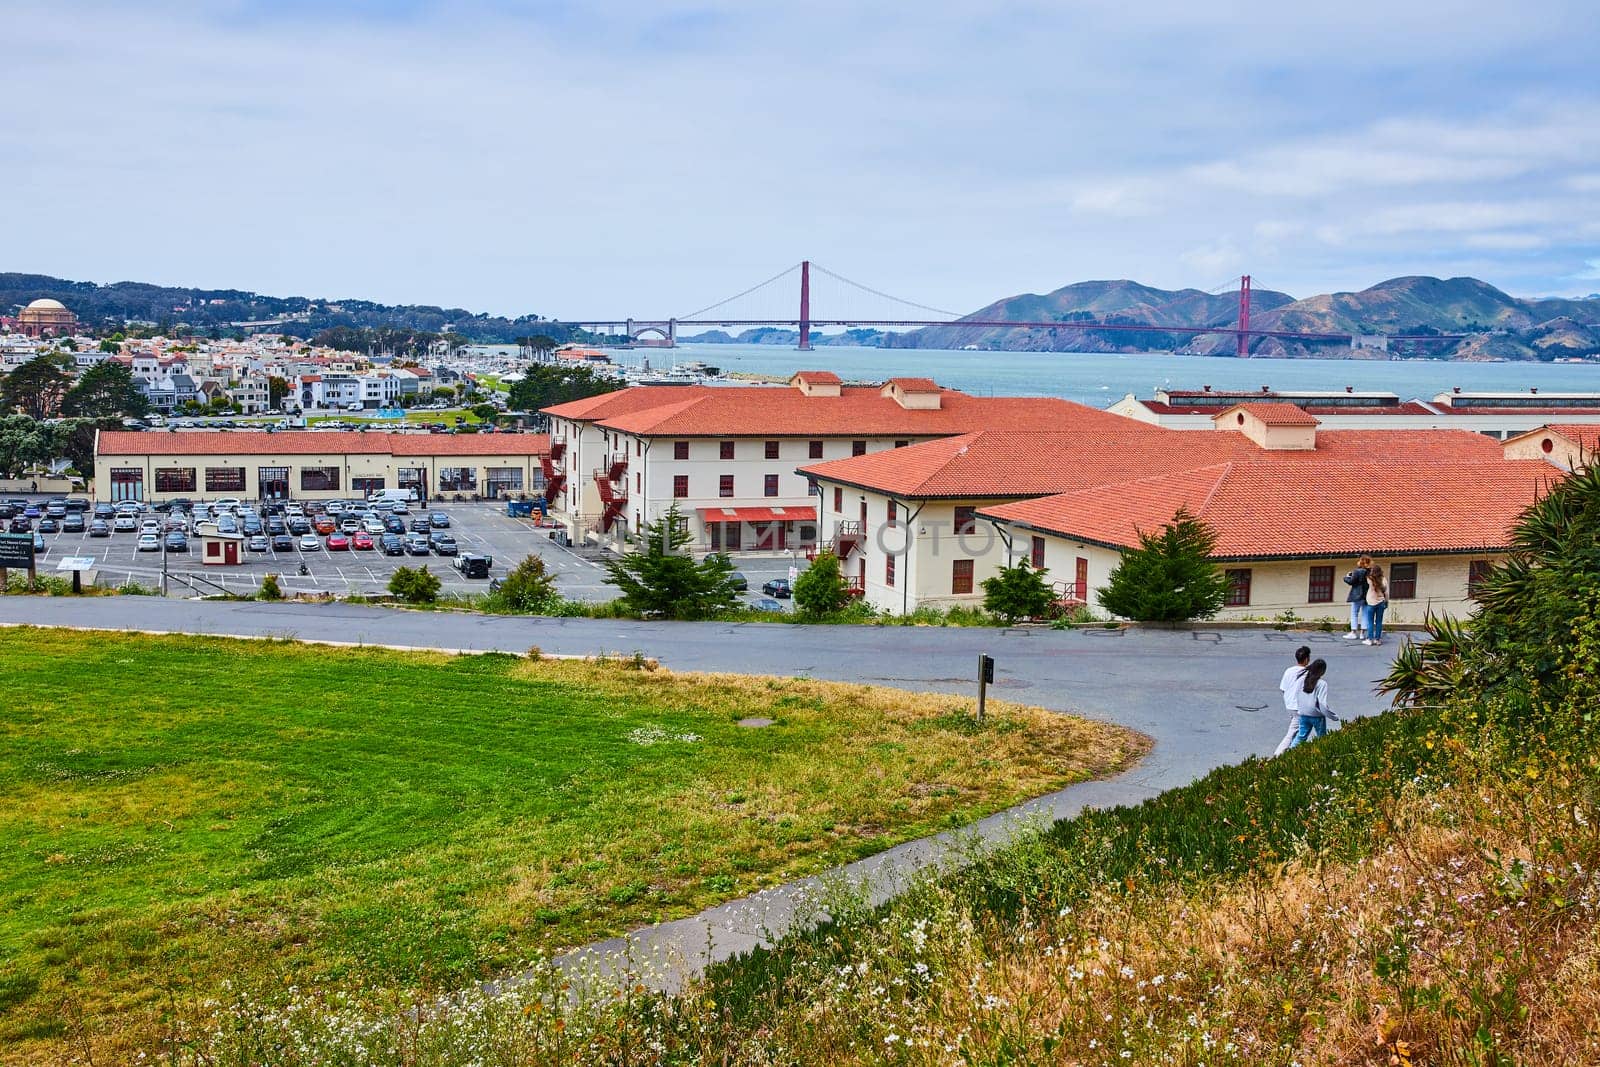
[506,499,533,518]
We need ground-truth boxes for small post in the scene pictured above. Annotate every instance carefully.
[977,652,995,724]
[161,541,169,598]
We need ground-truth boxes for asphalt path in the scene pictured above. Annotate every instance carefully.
[0,596,1399,992]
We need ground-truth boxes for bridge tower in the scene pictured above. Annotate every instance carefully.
[1236,275,1251,357]
[798,260,812,351]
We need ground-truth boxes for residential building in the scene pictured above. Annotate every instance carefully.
[1501,423,1600,470]
[93,430,549,503]
[541,372,1132,553]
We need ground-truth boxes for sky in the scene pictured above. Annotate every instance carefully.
[5,1,1600,319]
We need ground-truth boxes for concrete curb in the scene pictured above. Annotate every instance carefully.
[0,622,596,661]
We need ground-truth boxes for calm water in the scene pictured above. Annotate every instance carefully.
[487,343,1600,408]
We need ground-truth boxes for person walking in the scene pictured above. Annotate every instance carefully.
[1364,562,1389,646]
[1343,555,1371,640]
[1274,645,1312,756]
[1289,659,1336,747]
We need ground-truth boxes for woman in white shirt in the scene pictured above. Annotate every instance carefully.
[1288,658,1335,748]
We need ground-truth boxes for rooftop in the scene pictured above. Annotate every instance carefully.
[1214,402,1321,428]
[97,430,550,457]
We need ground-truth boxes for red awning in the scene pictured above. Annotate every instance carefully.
[696,506,817,523]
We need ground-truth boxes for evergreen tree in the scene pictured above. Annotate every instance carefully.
[507,364,616,412]
[1,356,70,419]
[1097,507,1229,622]
[981,559,1055,622]
[603,504,741,619]
[794,550,850,617]
[63,360,148,418]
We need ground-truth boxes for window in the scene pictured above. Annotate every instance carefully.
[708,522,720,550]
[1031,536,1045,570]
[723,521,741,550]
[764,474,779,497]
[952,559,974,594]
[851,440,867,457]
[1390,562,1418,599]
[719,474,734,498]
[636,472,641,493]
[894,439,909,449]
[809,440,823,459]
[886,554,896,587]
[674,441,689,460]
[204,467,245,493]
[887,500,897,526]
[833,486,843,511]
[299,466,341,492]
[487,468,522,496]
[1468,559,1493,598]
[1225,568,1252,607]
[352,476,386,497]
[673,475,688,499]
[1307,565,1335,603]
[720,441,735,460]
[109,468,143,502]
[954,506,976,535]
[437,466,476,492]
[765,440,780,460]
[154,467,196,494]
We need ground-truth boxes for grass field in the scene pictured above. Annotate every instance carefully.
[0,628,1144,1058]
[302,407,485,426]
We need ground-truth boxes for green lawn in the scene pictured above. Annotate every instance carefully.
[302,407,485,426]
[0,629,1144,1056]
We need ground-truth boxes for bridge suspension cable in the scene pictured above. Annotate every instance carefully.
[809,263,965,319]
[677,263,801,321]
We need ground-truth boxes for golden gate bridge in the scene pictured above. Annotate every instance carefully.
[545,262,1466,354]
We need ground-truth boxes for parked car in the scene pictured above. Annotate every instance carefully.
[453,554,492,578]
[761,577,792,598]
[298,534,320,551]
[0,503,14,520]
[410,517,432,533]
[751,597,785,612]
[267,516,287,535]
[405,534,432,555]
[729,571,749,592]
[351,531,374,550]
[88,519,111,538]
[429,512,451,529]
[113,514,138,532]
[313,516,337,535]
[339,517,361,534]
[44,500,67,518]
[242,517,263,536]
[22,504,41,519]
[65,498,89,513]
[380,533,407,556]
[271,533,296,552]
[324,501,344,515]
[428,532,458,555]
[137,532,161,551]
[327,533,351,551]
[93,503,115,520]
[32,531,47,554]
[8,517,31,533]
[164,532,188,552]
[382,515,405,534]
[286,517,311,535]
[247,534,270,552]
[61,514,85,533]
[115,501,142,515]
[37,517,59,533]
[362,518,386,535]
[390,503,410,515]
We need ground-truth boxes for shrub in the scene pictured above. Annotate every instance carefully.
[602,504,740,619]
[1097,506,1229,622]
[981,560,1054,622]
[258,573,283,601]
[487,555,561,613]
[793,550,849,617]
[388,565,442,604]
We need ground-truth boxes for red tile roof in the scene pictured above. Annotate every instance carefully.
[886,377,940,392]
[97,430,548,457]
[791,370,842,384]
[1140,400,1438,416]
[978,447,1560,559]
[1215,402,1320,427]
[1547,424,1600,451]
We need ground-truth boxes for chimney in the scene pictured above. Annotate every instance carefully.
[1345,385,1353,393]
[1531,387,1538,395]
[1202,384,1211,392]
[1453,386,1461,394]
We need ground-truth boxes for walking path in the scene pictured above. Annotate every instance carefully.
[0,597,1396,992]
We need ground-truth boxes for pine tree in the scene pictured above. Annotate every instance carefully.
[794,550,850,617]
[1097,507,1229,622]
[62,360,148,418]
[981,559,1054,623]
[603,503,741,619]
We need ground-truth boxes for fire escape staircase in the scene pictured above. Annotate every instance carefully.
[806,520,864,561]
[593,453,628,532]
[540,452,565,503]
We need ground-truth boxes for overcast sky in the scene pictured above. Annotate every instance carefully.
[6,1,1599,318]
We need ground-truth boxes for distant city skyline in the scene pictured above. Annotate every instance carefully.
[6,1,1599,318]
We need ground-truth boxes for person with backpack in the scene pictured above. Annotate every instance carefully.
[1343,555,1371,641]
[1274,645,1312,756]
[1288,658,1339,747]
[1364,562,1389,646]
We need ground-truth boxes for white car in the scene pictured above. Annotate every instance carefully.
[325,501,345,515]
[389,502,410,515]
[284,504,304,517]
[213,498,242,511]
[140,519,161,534]
[362,518,386,535]
[113,514,138,531]
[136,532,161,551]
[298,533,320,551]
[115,501,143,515]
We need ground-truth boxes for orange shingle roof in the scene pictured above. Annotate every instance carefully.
[1547,424,1600,452]
[1215,402,1320,427]
[96,430,549,457]
[791,370,842,384]
[978,449,1560,559]
[886,376,940,392]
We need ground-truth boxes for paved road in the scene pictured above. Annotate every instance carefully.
[0,596,1398,992]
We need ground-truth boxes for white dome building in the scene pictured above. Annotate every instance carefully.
[16,298,78,338]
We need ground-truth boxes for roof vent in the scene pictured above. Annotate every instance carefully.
[789,371,842,397]
[881,377,941,409]
[1212,402,1318,450]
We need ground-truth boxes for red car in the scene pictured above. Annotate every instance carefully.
[350,531,374,550]
[326,533,350,551]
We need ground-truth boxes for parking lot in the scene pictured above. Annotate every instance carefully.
[11,498,800,607]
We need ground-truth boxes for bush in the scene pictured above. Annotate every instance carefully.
[981,560,1054,622]
[258,574,283,601]
[793,551,849,617]
[1097,506,1229,622]
[602,504,741,619]
[486,555,561,614]
[388,565,442,604]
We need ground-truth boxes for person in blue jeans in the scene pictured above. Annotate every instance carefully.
[1289,659,1338,747]
[1364,562,1389,646]
[1343,555,1371,641]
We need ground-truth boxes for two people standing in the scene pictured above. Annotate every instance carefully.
[1274,645,1339,753]
[1343,555,1391,647]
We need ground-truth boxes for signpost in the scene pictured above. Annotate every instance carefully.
[0,533,35,591]
[977,652,995,724]
[55,556,98,595]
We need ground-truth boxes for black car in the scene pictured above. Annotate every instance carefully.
[271,533,296,552]
[164,532,188,552]
[382,515,405,534]
[428,512,450,529]
[729,571,749,592]
[454,553,492,579]
[267,516,287,535]
[428,533,458,555]
[37,517,59,534]
[93,502,115,519]
[88,519,111,537]
[380,533,407,556]
[65,498,89,513]
[410,517,432,533]
[286,517,311,535]
[761,577,792,598]
[8,517,32,533]
[61,514,86,533]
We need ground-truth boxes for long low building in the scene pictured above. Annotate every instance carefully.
[92,430,548,503]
